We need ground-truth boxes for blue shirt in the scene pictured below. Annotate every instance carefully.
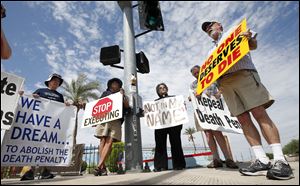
[33,88,64,103]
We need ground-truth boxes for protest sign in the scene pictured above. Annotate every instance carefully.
[196,18,249,95]
[1,71,24,130]
[81,92,123,128]
[190,90,243,134]
[1,95,76,166]
[143,95,189,130]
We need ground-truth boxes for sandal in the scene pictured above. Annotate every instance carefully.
[93,167,102,176]
[101,168,108,176]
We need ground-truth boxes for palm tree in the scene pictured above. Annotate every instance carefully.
[184,127,197,154]
[61,73,101,145]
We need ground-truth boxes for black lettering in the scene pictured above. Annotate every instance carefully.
[224,116,233,128]
[222,45,230,57]
[162,111,171,124]
[1,77,17,96]
[146,114,155,127]
[236,35,243,45]
[230,39,237,51]
[4,112,14,125]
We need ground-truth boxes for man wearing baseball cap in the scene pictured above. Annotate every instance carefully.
[201,20,293,180]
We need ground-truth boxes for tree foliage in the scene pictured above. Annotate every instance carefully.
[61,73,101,145]
[105,142,125,173]
[184,127,197,153]
[283,139,299,155]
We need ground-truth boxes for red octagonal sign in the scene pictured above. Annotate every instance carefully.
[92,97,113,117]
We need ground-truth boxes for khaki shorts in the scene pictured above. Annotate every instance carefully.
[218,70,274,117]
[94,120,122,142]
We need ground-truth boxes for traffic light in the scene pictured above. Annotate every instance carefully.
[138,1,164,31]
[136,51,150,73]
[100,45,121,66]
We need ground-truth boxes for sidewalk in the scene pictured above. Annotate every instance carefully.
[1,161,298,185]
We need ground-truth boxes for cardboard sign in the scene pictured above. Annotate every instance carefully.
[143,96,189,130]
[190,90,243,134]
[1,71,24,130]
[1,95,76,166]
[196,18,249,95]
[81,92,123,128]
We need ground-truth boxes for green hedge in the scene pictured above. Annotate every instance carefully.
[105,142,125,173]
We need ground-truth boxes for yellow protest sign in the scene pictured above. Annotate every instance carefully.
[196,18,249,95]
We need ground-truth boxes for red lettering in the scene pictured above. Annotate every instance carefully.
[207,55,213,64]
[232,46,241,62]
[200,72,214,93]
[218,60,227,74]
[227,53,233,66]
[201,64,206,72]
[201,55,213,72]
[200,80,206,90]
[217,43,225,54]
[225,33,235,47]
[92,97,113,117]
[206,72,214,84]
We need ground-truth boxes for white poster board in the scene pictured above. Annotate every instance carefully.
[81,92,123,128]
[143,95,189,130]
[1,95,77,166]
[190,90,243,134]
[1,71,24,130]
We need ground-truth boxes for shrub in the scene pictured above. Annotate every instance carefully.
[283,139,299,155]
[105,142,125,173]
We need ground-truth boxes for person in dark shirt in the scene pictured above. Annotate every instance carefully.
[20,73,66,181]
[153,83,186,172]
[93,78,130,176]
[32,73,65,103]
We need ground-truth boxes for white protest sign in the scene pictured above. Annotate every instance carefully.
[190,90,243,134]
[81,92,123,128]
[1,71,24,130]
[143,95,189,130]
[1,95,76,166]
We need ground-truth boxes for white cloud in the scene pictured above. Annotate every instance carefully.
[8,1,298,162]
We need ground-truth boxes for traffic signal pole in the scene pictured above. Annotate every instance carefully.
[118,1,143,172]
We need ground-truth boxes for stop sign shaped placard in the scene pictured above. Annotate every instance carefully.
[92,97,113,117]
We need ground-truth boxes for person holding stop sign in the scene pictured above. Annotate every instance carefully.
[93,78,130,176]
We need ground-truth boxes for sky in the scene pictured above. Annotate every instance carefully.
[1,1,299,161]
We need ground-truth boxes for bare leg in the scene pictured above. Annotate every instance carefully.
[204,130,220,160]
[212,131,232,160]
[250,106,280,144]
[97,137,106,168]
[237,112,262,146]
[98,137,114,169]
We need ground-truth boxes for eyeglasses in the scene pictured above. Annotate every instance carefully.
[159,86,166,90]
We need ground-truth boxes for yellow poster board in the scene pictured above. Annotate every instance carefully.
[196,18,249,95]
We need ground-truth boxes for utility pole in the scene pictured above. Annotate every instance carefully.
[118,1,143,172]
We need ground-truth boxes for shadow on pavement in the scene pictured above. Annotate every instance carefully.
[1,175,83,185]
[110,169,186,185]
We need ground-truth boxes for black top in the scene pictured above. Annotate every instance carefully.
[33,88,64,103]
[100,90,129,124]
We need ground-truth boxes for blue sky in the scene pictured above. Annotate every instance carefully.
[1,1,299,161]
